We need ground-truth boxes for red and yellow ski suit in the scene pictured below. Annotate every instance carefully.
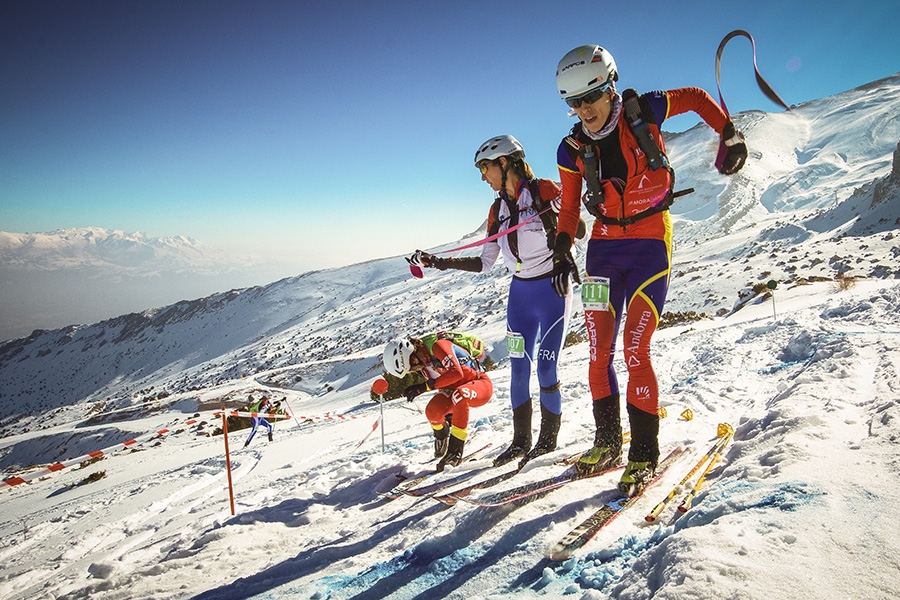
[420,338,492,440]
[556,87,729,427]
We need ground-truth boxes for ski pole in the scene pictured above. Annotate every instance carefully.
[372,379,390,453]
[280,396,304,430]
[645,425,731,522]
[678,424,735,513]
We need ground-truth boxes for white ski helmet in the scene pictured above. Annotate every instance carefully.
[474,135,525,166]
[383,337,416,377]
[556,45,618,100]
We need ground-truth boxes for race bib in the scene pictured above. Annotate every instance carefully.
[581,276,610,311]
[506,331,525,358]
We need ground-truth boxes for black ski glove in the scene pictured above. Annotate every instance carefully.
[550,232,580,297]
[407,250,439,269]
[404,383,427,402]
[408,250,482,272]
[716,121,748,175]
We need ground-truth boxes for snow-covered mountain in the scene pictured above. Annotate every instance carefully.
[0,227,236,273]
[0,228,282,342]
[0,74,899,600]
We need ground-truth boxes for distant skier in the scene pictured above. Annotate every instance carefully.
[409,135,581,469]
[383,333,493,471]
[551,44,748,496]
[244,396,274,448]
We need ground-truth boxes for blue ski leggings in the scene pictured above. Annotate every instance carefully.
[245,417,273,445]
[506,275,573,415]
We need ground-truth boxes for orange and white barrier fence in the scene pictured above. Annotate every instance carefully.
[295,412,363,422]
[355,416,381,449]
[4,404,371,492]
[212,410,292,420]
[0,424,184,490]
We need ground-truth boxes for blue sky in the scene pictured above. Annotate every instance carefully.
[2,0,899,276]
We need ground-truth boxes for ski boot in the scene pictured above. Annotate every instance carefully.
[575,394,622,475]
[433,415,452,459]
[268,431,274,442]
[619,403,661,496]
[519,405,561,467]
[493,402,532,467]
[437,434,465,472]
[575,445,622,474]
[618,461,654,496]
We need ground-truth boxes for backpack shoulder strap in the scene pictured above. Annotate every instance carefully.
[621,88,669,171]
[420,333,439,354]
[527,178,559,246]
[487,197,503,236]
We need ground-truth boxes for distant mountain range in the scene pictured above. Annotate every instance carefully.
[0,227,247,274]
[0,228,282,341]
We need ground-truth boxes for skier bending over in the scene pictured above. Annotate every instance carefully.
[383,334,493,471]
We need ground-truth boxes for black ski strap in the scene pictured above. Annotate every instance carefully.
[503,192,521,263]
[715,29,791,117]
[488,198,502,236]
[528,178,563,248]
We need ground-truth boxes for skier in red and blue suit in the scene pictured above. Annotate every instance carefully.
[549,45,748,495]
[383,334,493,472]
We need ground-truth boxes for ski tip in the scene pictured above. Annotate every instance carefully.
[547,544,571,562]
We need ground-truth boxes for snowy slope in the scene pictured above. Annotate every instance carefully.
[1,74,899,600]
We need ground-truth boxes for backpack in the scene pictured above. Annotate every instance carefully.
[487,179,584,252]
[420,330,486,363]
[487,179,554,234]
[567,88,681,227]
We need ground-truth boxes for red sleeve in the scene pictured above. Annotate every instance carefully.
[538,178,561,203]
[556,156,585,246]
[663,87,730,135]
[429,339,465,389]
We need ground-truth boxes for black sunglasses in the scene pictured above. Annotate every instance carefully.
[565,83,612,109]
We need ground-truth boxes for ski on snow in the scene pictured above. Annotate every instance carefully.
[548,446,686,561]
[428,447,603,505]
[430,464,522,504]
[452,461,627,507]
[432,448,614,505]
[378,443,493,500]
[396,461,496,499]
